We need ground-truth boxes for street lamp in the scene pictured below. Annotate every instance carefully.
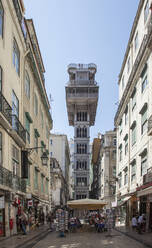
[26,147,49,166]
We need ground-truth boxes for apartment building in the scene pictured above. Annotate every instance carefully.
[50,133,70,203]
[0,0,52,237]
[115,0,152,229]
[100,131,116,209]
[66,63,99,199]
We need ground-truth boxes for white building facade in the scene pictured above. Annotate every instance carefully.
[115,0,152,229]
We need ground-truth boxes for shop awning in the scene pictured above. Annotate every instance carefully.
[67,198,107,210]
[118,196,131,207]
[137,186,152,197]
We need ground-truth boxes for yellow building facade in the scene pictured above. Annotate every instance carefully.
[0,0,52,237]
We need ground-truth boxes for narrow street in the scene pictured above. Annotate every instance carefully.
[1,229,150,248]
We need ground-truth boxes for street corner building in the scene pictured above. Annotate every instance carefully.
[0,0,53,237]
[65,63,99,200]
[114,0,152,231]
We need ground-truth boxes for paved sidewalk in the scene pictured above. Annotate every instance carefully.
[0,224,49,248]
[115,226,152,248]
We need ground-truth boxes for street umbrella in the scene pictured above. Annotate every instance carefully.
[67,198,107,210]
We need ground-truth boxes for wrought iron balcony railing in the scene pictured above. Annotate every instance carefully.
[12,0,26,40]
[0,166,26,193]
[0,92,12,125]
[12,115,26,143]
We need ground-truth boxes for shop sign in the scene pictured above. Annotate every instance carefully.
[28,200,33,208]
[0,196,4,209]
[26,193,32,199]
[111,202,117,207]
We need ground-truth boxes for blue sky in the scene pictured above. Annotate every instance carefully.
[24,0,139,141]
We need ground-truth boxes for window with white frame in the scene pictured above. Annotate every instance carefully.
[25,114,30,143]
[127,56,130,73]
[0,1,4,37]
[25,71,30,98]
[134,32,138,52]
[119,119,122,135]
[124,169,128,185]
[113,137,116,146]
[141,152,147,176]
[13,39,20,75]
[141,75,148,93]
[118,173,122,188]
[131,122,136,146]
[12,145,19,176]
[125,106,128,125]
[140,104,147,135]
[119,144,122,162]
[131,160,136,182]
[131,89,136,111]
[144,1,149,23]
[124,134,128,155]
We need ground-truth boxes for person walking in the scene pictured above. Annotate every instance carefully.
[138,214,143,234]
[132,215,137,231]
[20,210,28,235]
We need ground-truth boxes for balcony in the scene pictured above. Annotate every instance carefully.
[12,115,26,146]
[68,80,97,86]
[148,115,152,135]
[0,166,26,193]
[0,92,12,128]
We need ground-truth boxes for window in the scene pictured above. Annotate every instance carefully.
[13,39,20,75]
[77,143,87,154]
[76,160,87,170]
[76,127,87,138]
[141,76,148,93]
[112,150,116,159]
[124,135,128,155]
[41,174,44,192]
[34,93,38,116]
[112,166,116,177]
[125,106,128,125]
[76,177,87,186]
[34,168,38,189]
[131,89,136,111]
[113,137,116,146]
[124,171,128,185]
[144,1,149,23]
[119,119,122,135]
[12,91,19,132]
[141,105,147,134]
[12,145,19,176]
[50,152,53,157]
[12,90,19,117]
[134,32,138,52]
[122,75,124,90]
[131,123,136,146]
[0,65,2,91]
[27,165,30,185]
[141,154,147,176]
[118,173,122,188]
[131,161,136,182]
[119,144,122,162]
[77,112,87,122]
[25,71,30,98]
[46,125,49,139]
[0,132,2,165]
[25,115,30,143]
[127,57,130,73]
[50,139,52,145]
[0,1,4,37]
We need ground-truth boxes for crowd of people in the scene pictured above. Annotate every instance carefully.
[132,214,146,234]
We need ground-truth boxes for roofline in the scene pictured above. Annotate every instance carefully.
[118,0,144,84]
[26,19,45,72]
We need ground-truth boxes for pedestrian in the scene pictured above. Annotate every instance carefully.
[20,210,28,235]
[137,214,143,234]
[132,215,137,231]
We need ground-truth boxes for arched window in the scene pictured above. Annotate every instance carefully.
[25,70,30,98]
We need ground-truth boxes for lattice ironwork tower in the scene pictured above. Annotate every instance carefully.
[66,63,99,199]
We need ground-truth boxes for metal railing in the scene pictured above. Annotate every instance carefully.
[12,115,26,143]
[0,92,12,125]
[0,166,26,192]
[68,63,97,70]
[68,80,97,85]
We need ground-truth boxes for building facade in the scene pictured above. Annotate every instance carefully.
[0,0,52,237]
[50,133,70,203]
[66,63,99,199]
[115,0,152,229]
[100,131,116,209]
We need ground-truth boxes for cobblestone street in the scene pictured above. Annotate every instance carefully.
[1,228,151,248]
